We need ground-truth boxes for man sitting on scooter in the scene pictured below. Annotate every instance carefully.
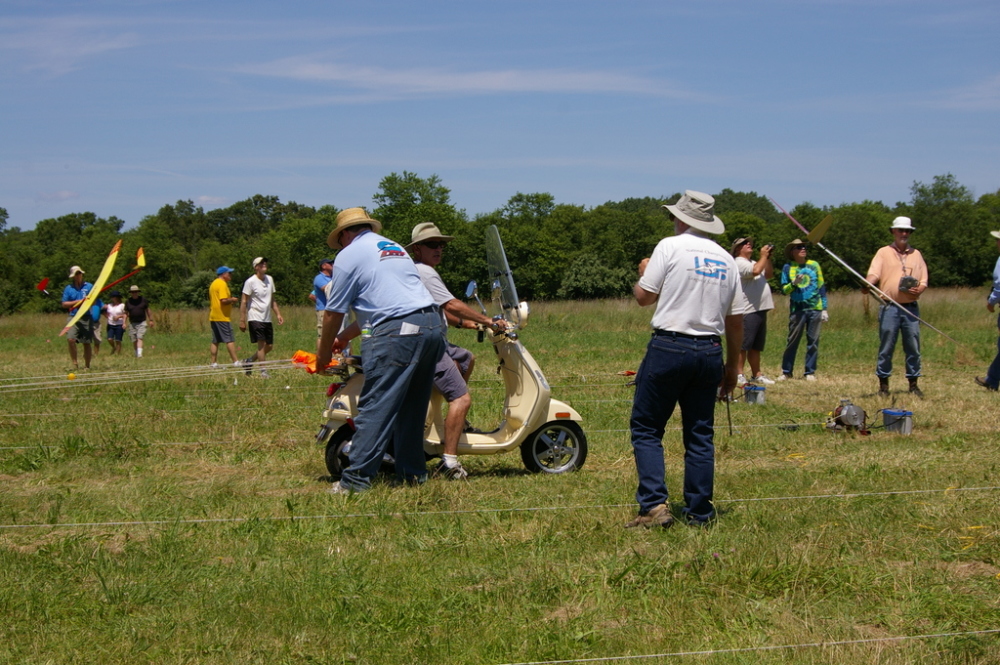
[407,222,507,480]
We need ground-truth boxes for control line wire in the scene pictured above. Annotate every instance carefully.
[1,485,996,531]
[0,359,295,394]
[492,629,1000,665]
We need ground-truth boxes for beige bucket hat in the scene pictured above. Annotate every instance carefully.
[663,190,725,235]
[327,208,383,250]
[68,265,85,278]
[785,239,808,260]
[890,216,915,231]
[405,222,454,250]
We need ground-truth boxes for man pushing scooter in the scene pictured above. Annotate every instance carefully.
[407,223,508,480]
[317,208,446,494]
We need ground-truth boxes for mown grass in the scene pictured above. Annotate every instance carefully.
[1,291,998,664]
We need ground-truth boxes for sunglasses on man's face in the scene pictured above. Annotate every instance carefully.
[421,241,447,250]
[794,246,807,251]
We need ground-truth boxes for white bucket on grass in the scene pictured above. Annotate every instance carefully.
[744,385,765,404]
[883,409,913,435]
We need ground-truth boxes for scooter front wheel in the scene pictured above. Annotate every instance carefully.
[521,421,587,474]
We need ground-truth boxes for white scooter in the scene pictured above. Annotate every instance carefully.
[314,225,587,477]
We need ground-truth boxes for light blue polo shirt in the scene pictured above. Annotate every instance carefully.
[326,230,433,326]
[313,272,332,310]
[62,282,98,319]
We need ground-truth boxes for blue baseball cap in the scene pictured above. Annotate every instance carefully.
[216,266,234,275]
[319,258,334,268]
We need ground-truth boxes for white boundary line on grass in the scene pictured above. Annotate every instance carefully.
[493,629,1000,665]
[1,485,997,531]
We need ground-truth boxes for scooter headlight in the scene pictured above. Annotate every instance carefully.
[516,301,530,328]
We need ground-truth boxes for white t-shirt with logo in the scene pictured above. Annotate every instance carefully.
[638,230,744,336]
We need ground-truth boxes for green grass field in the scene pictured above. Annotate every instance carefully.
[1,290,999,664]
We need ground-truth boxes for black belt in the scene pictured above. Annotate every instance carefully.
[381,304,439,324]
[653,329,720,343]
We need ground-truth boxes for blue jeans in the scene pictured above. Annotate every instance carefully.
[877,302,921,379]
[782,309,822,376]
[986,313,1000,388]
[339,308,445,492]
[630,334,723,523]
[986,334,1000,389]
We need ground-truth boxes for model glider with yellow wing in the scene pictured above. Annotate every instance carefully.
[59,240,122,337]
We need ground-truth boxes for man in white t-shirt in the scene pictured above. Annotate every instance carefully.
[626,191,744,530]
[407,222,505,480]
[239,257,284,377]
[730,237,776,385]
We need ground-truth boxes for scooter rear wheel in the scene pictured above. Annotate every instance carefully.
[521,421,587,474]
[324,424,411,478]
[325,424,354,478]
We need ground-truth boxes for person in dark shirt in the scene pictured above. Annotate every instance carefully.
[124,285,155,358]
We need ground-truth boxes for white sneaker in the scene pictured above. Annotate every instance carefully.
[329,481,351,495]
[210,362,219,368]
[260,369,271,379]
[805,374,817,382]
[754,374,776,385]
[777,374,790,381]
[233,360,242,367]
[736,374,746,387]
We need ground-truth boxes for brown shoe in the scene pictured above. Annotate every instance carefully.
[975,376,998,391]
[625,503,674,529]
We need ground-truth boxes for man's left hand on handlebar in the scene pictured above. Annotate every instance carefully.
[316,336,345,374]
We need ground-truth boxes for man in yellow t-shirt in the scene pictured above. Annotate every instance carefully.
[209,266,241,366]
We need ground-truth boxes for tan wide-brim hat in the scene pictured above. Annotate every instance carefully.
[405,222,454,250]
[730,237,752,257]
[68,265,85,278]
[663,190,725,235]
[991,231,1000,240]
[785,239,808,260]
[327,208,383,250]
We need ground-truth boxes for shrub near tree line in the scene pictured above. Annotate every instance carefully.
[1,173,998,316]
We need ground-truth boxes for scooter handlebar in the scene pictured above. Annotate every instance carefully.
[474,321,517,342]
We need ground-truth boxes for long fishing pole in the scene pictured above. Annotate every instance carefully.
[769,198,962,346]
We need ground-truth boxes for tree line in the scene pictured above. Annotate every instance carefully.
[1,172,997,317]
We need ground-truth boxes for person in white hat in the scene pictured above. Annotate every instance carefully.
[975,230,1000,391]
[61,265,96,370]
[730,237,776,386]
[406,222,507,480]
[316,208,446,494]
[239,257,284,377]
[626,191,744,529]
[864,216,928,397]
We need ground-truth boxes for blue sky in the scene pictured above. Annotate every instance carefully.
[2,0,998,230]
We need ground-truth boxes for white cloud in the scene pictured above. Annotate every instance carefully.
[0,16,141,75]
[235,56,703,100]
[196,195,229,207]
[929,73,1000,111]
[35,190,80,203]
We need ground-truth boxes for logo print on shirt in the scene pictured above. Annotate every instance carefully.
[377,241,407,259]
[693,257,728,280]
